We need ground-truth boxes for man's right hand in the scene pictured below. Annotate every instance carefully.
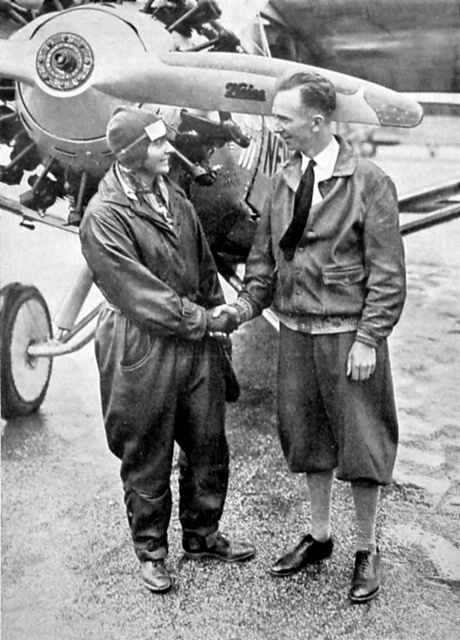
[206,305,239,335]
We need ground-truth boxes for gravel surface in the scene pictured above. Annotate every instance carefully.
[2,317,459,640]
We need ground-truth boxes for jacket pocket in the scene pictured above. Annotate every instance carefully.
[120,317,153,371]
[322,264,366,287]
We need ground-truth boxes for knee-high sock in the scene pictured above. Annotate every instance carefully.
[306,470,334,542]
[351,480,380,552]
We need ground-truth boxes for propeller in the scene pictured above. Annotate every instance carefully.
[92,50,423,127]
[0,6,423,128]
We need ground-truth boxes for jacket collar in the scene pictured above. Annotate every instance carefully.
[98,165,179,230]
[281,135,357,191]
[98,165,141,213]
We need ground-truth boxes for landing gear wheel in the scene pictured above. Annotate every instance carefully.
[1,283,53,419]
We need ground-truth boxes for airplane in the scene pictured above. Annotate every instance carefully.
[0,0,456,421]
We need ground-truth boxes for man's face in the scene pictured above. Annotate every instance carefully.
[142,136,172,176]
[272,87,317,153]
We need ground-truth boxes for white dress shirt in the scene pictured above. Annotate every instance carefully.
[300,136,340,206]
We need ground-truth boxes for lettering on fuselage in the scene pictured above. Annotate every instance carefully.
[225,82,266,102]
[263,129,288,177]
[238,139,257,170]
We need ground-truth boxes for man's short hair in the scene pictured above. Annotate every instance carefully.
[276,72,336,116]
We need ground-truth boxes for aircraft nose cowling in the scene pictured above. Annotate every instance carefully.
[16,7,157,139]
[13,6,172,171]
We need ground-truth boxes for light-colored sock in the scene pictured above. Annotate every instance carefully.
[351,480,380,552]
[306,470,334,542]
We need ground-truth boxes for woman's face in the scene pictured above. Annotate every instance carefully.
[142,136,172,176]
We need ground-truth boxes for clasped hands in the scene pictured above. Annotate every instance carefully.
[206,304,239,338]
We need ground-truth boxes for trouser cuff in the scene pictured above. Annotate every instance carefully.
[182,528,218,551]
[134,544,168,562]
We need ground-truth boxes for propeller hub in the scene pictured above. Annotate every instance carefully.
[36,33,94,92]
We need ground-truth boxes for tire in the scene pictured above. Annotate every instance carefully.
[0,282,53,419]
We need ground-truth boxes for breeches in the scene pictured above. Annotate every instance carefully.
[95,308,228,561]
[277,326,398,484]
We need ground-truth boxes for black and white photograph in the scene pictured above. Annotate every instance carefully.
[1,1,459,638]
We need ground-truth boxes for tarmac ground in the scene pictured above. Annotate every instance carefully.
[1,117,460,639]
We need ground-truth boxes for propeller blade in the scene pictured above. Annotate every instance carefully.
[0,39,36,85]
[93,50,422,127]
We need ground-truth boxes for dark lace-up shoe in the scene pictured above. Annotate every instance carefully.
[140,559,171,593]
[183,533,255,562]
[270,533,334,577]
[349,548,381,604]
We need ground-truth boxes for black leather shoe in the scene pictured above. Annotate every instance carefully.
[140,559,171,593]
[183,533,256,563]
[349,548,381,604]
[270,533,333,577]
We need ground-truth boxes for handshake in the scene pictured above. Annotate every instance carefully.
[206,304,239,336]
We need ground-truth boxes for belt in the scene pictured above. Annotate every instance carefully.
[279,312,360,334]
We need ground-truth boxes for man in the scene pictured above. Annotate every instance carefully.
[220,72,406,603]
[80,107,254,594]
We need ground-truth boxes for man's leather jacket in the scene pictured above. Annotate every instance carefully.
[239,137,406,346]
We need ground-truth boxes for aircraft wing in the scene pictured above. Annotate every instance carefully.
[263,0,460,95]
[404,93,460,108]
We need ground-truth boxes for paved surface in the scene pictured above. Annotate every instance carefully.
[1,124,460,639]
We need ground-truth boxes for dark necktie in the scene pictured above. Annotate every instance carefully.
[279,159,315,261]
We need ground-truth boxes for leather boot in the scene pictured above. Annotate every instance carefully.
[183,532,255,562]
[140,559,171,593]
